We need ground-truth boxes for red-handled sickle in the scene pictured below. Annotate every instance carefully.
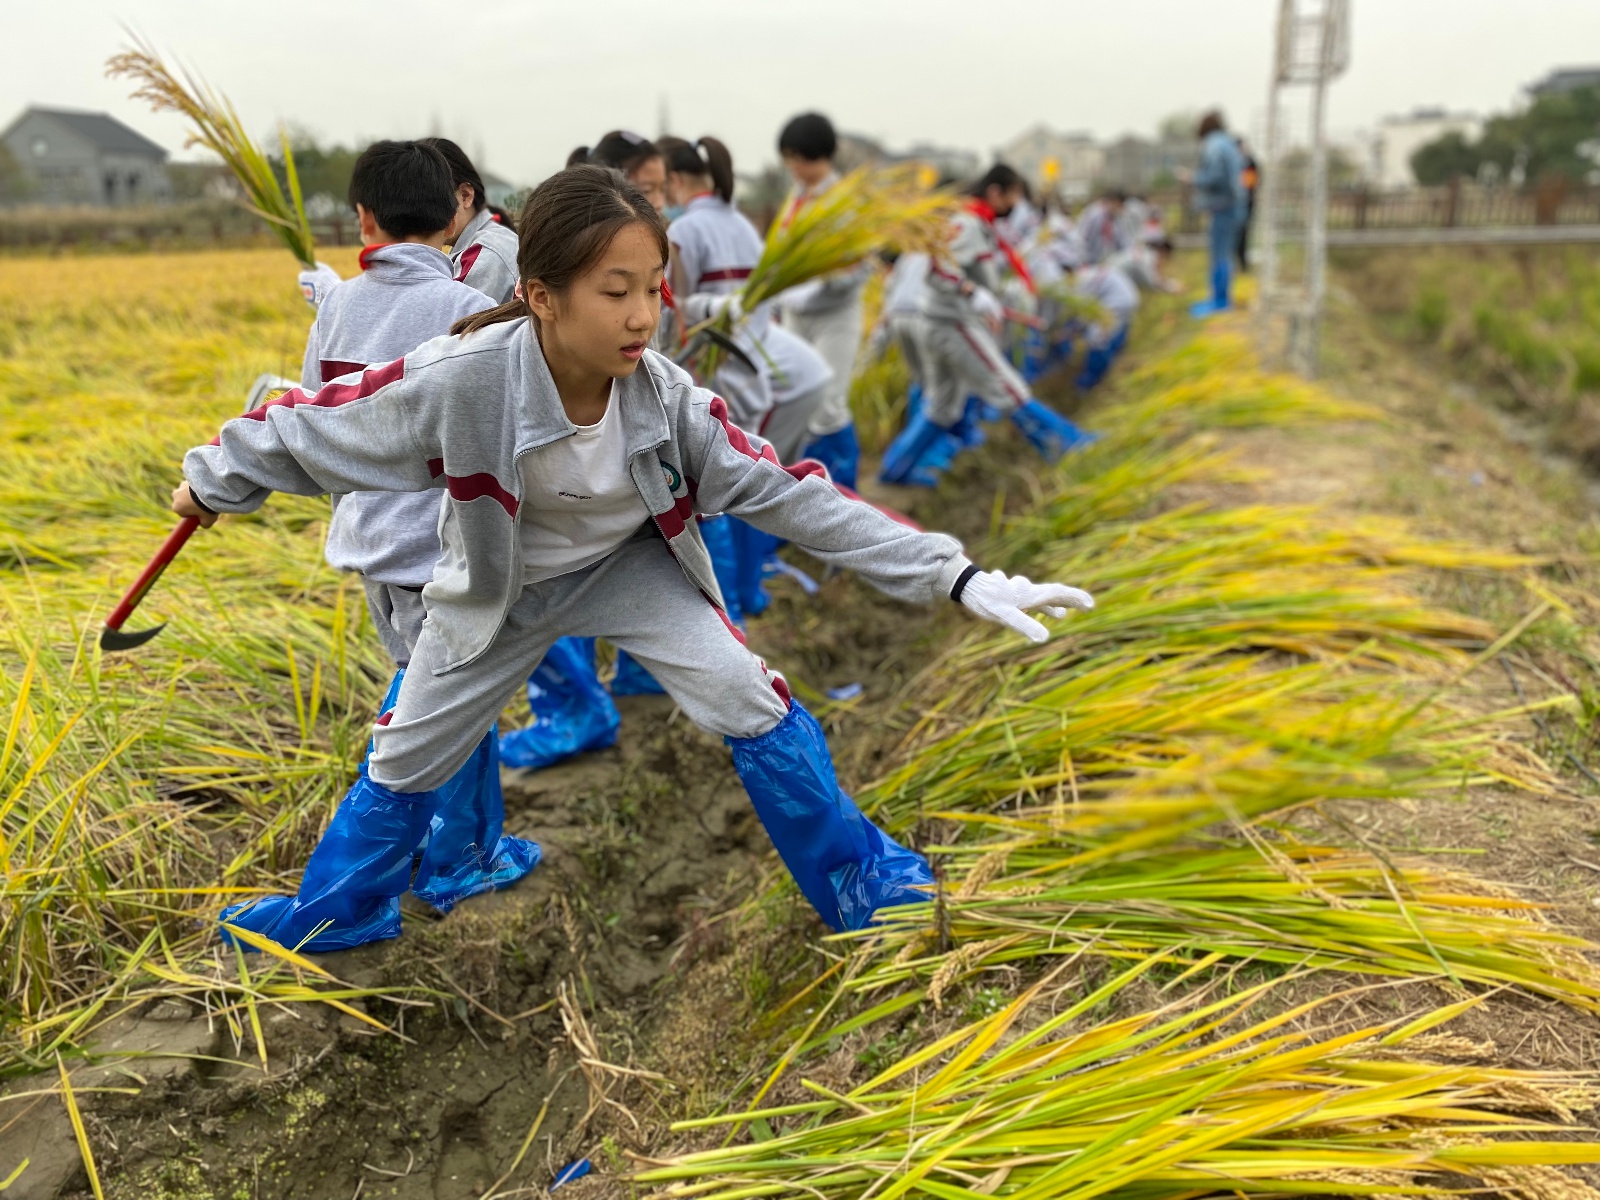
[100,516,201,652]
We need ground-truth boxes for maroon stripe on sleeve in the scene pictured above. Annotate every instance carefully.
[427,458,444,478]
[655,492,695,540]
[444,472,518,518]
[454,243,484,283]
[215,358,407,444]
[698,267,751,283]
[320,360,366,382]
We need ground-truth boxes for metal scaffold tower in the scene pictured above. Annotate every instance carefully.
[1256,0,1351,377]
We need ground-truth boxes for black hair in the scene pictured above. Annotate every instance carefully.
[421,136,512,225]
[569,130,662,178]
[660,135,735,203]
[968,163,1023,198]
[348,140,457,239]
[777,112,837,162]
[453,165,668,336]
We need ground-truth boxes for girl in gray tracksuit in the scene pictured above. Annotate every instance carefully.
[174,165,1092,943]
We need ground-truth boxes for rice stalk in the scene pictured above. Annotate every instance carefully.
[106,38,317,267]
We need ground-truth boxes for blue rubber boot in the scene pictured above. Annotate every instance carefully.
[220,775,439,952]
[611,650,668,695]
[411,729,540,913]
[880,410,956,486]
[800,424,860,490]
[1020,327,1048,383]
[500,638,622,767]
[729,702,933,931]
[699,513,744,625]
[1011,400,1096,462]
[728,516,775,618]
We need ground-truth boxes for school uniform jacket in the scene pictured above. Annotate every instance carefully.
[185,318,972,675]
[300,242,496,586]
[448,208,520,303]
[922,206,1004,323]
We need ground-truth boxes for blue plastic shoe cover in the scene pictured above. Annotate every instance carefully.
[411,726,541,913]
[500,638,622,767]
[728,702,933,931]
[699,514,743,625]
[800,424,861,490]
[1010,400,1095,462]
[950,396,989,449]
[611,649,668,695]
[880,410,956,485]
[220,775,438,952]
[728,516,775,618]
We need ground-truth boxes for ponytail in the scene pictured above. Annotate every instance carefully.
[566,145,592,168]
[450,164,668,337]
[660,134,737,203]
[698,136,735,203]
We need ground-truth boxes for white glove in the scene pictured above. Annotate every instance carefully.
[970,285,1004,323]
[298,262,342,310]
[712,292,745,322]
[958,569,1094,644]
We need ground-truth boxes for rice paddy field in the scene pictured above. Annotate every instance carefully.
[4,244,1600,1200]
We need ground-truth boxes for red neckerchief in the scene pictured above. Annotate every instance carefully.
[357,243,394,271]
[661,278,675,309]
[964,199,1036,295]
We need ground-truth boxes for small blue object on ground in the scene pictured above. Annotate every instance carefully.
[552,1160,592,1191]
[827,682,864,701]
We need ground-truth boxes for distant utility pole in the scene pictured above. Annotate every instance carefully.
[1256,0,1351,378]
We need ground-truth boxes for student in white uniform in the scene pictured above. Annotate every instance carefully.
[774,112,870,488]
[880,165,1091,486]
[661,135,835,618]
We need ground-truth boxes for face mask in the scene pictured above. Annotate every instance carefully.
[662,204,686,221]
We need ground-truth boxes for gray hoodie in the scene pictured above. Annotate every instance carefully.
[448,208,520,304]
[299,242,495,586]
[185,319,972,675]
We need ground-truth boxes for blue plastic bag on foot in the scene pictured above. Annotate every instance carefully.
[500,638,622,767]
[729,702,933,931]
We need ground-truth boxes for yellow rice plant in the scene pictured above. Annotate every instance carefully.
[639,965,1600,1200]
[0,249,418,1077]
[688,167,956,376]
[107,38,317,267]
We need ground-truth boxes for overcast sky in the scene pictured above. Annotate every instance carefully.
[4,1,1598,183]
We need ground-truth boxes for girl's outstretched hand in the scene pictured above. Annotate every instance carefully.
[959,570,1094,644]
[170,481,219,528]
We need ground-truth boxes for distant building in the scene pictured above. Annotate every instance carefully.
[1,106,172,206]
[902,140,981,184]
[996,125,1104,200]
[1098,135,1197,193]
[1372,107,1481,189]
[835,132,889,173]
[1528,67,1600,97]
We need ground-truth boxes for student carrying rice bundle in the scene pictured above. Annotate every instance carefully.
[172,165,1094,943]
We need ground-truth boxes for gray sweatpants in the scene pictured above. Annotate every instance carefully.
[362,578,427,666]
[368,529,791,792]
[759,383,826,464]
[789,300,863,438]
[893,312,1031,426]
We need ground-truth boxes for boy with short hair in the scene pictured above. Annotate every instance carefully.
[220,139,538,952]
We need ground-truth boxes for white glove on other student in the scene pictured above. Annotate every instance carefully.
[970,286,1005,323]
[298,262,342,310]
[958,569,1094,644]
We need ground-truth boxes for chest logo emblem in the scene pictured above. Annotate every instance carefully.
[660,461,682,491]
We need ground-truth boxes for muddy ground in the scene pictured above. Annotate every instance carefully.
[17,270,1600,1199]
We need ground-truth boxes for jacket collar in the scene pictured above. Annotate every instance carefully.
[358,241,453,280]
[454,208,495,252]
[966,198,997,225]
[510,319,670,458]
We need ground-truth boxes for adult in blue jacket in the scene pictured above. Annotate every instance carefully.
[1190,111,1246,318]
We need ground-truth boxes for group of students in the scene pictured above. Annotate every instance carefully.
[179,116,1100,953]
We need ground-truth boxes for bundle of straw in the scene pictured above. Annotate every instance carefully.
[107,38,316,268]
[685,166,955,375]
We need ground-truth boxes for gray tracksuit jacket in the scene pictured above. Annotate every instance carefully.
[448,208,520,304]
[299,242,496,586]
[185,318,973,675]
